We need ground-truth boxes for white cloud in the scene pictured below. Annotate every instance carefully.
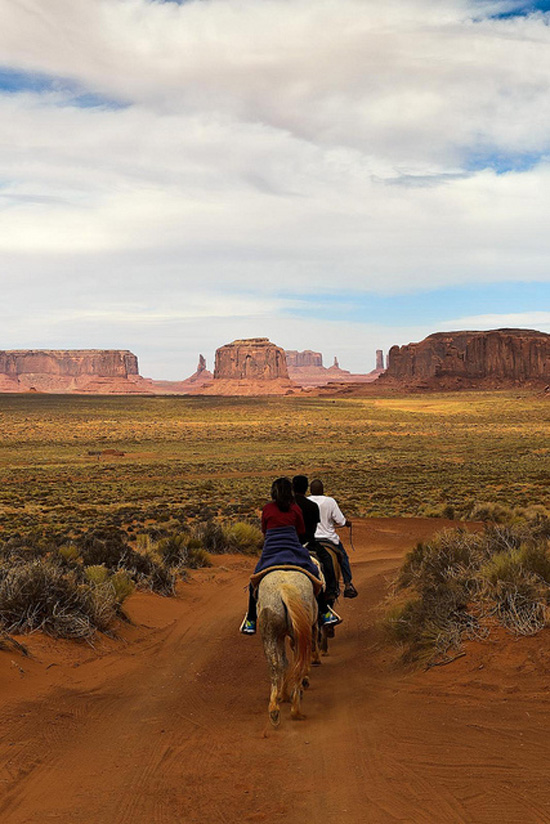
[0,0,550,374]
[439,311,550,332]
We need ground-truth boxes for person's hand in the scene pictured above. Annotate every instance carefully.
[345,519,352,528]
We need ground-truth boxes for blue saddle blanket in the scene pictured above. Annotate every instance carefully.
[254,526,318,577]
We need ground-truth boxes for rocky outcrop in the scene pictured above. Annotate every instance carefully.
[0,349,139,378]
[287,349,382,388]
[183,338,294,395]
[214,338,289,381]
[285,350,323,368]
[154,354,214,393]
[376,350,385,371]
[385,329,550,386]
[0,349,150,394]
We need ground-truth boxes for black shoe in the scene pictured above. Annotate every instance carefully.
[344,583,358,598]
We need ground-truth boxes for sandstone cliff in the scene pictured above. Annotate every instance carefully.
[0,350,150,394]
[214,338,289,381]
[188,338,294,395]
[385,329,550,386]
[285,350,323,368]
[287,349,383,388]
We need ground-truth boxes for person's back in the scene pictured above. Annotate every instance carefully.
[308,478,358,598]
[308,492,346,545]
[292,474,320,546]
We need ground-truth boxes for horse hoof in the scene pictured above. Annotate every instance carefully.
[302,676,310,689]
[312,659,321,667]
[269,710,281,727]
[291,711,306,721]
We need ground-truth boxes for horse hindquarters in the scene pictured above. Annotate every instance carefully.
[279,584,315,720]
[259,608,287,727]
[258,571,317,725]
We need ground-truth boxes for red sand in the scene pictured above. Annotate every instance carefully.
[1,518,550,823]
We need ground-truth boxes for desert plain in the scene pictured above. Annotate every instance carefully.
[1,390,550,823]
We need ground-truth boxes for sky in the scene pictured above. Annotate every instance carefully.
[1,0,550,379]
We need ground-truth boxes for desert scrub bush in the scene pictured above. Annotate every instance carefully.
[193,519,228,553]
[387,519,550,664]
[78,527,174,595]
[420,503,455,519]
[155,533,190,568]
[186,547,212,569]
[468,502,515,524]
[224,522,263,555]
[0,560,116,639]
[84,565,134,607]
[110,570,135,604]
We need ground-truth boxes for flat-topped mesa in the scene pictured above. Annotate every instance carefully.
[0,349,139,378]
[386,329,550,384]
[0,349,149,394]
[285,350,323,368]
[214,338,289,381]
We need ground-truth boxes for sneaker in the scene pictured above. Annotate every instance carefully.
[239,616,256,635]
[320,609,342,627]
[344,583,358,599]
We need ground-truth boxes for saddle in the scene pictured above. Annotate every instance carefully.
[308,540,342,602]
[250,564,324,596]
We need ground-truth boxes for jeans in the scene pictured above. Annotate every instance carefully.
[336,541,353,585]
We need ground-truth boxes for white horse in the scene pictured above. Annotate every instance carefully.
[257,570,319,726]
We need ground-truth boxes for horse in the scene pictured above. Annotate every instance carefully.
[257,570,319,726]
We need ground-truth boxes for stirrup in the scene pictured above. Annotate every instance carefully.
[239,616,256,635]
[320,608,342,627]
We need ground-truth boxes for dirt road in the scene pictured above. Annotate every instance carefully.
[1,518,550,824]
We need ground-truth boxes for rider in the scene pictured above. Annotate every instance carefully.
[291,474,320,547]
[240,477,341,635]
[308,479,358,598]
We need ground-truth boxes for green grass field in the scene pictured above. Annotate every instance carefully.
[0,391,549,535]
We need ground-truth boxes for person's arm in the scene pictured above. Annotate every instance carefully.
[330,498,347,528]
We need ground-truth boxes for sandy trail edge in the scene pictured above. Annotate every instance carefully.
[1,518,550,824]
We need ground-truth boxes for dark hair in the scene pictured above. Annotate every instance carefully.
[292,475,309,495]
[310,478,324,496]
[271,477,294,512]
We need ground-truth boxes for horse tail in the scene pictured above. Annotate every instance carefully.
[279,583,313,694]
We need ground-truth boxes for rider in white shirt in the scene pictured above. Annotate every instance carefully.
[308,479,358,598]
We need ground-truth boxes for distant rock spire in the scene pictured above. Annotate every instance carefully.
[376,349,384,371]
[333,356,339,368]
[197,354,206,374]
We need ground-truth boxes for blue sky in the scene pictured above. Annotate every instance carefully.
[290,282,550,327]
[0,0,549,378]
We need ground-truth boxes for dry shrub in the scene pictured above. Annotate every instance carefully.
[84,564,110,585]
[224,522,263,555]
[187,547,212,569]
[193,519,228,553]
[388,518,550,664]
[155,533,189,568]
[110,570,135,603]
[147,564,176,596]
[0,560,115,639]
[79,528,175,595]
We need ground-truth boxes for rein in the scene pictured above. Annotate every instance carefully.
[348,522,356,553]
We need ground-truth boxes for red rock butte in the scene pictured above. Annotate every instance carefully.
[0,349,148,394]
[214,338,289,381]
[385,329,550,386]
